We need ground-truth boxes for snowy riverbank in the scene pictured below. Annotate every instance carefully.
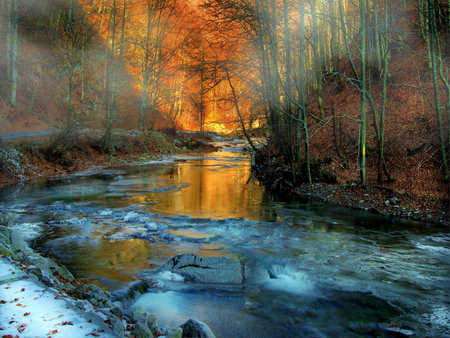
[0,223,216,338]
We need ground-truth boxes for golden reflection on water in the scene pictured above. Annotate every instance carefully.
[128,156,266,220]
[74,238,177,287]
[70,154,265,287]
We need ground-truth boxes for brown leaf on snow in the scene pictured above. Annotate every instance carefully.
[17,323,27,333]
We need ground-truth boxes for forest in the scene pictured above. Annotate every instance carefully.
[0,0,449,195]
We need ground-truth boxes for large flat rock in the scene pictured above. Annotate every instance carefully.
[157,253,245,284]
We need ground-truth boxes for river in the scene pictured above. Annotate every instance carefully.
[1,137,449,337]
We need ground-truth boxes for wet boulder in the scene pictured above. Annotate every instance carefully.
[157,253,245,284]
[180,318,216,338]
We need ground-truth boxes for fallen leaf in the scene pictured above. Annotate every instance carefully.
[20,288,25,292]
[47,329,58,335]
[23,312,31,316]
[89,333,100,337]
[0,300,7,304]
[17,323,27,333]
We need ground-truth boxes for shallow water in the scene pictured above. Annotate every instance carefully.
[1,138,449,337]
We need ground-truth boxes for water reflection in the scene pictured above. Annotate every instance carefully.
[121,153,269,220]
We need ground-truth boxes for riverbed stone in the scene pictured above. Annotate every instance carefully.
[112,319,125,337]
[180,318,216,338]
[132,305,148,320]
[137,312,158,333]
[24,253,59,272]
[0,213,15,225]
[244,262,270,284]
[165,327,183,338]
[30,262,54,280]
[133,322,153,338]
[157,253,245,284]
[0,243,13,256]
[0,231,9,245]
[90,284,109,302]
[9,229,28,252]
[56,265,76,282]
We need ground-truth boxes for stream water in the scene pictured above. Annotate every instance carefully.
[1,137,449,337]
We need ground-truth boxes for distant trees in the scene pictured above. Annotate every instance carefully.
[0,0,447,181]
[3,0,19,107]
[420,0,449,179]
[127,0,181,131]
[47,0,95,134]
[201,0,448,184]
[80,0,203,148]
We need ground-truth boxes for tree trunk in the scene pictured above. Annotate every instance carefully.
[428,0,449,179]
[360,0,367,184]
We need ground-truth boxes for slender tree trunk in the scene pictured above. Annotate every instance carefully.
[299,0,311,183]
[310,0,326,117]
[224,66,256,151]
[8,0,18,107]
[428,0,449,179]
[360,0,367,184]
[104,0,127,151]
[338,0,359,81]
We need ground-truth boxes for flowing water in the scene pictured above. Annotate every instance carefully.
[1,137,449,337]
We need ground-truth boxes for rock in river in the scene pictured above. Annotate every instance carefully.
[180,317,216,338]
[157,253,245,284]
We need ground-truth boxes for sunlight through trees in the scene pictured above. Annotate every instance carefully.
[0,0,448,182]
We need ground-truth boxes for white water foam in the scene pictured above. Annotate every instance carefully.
[264,264,315,296]
[424,305,450,335]
[157,271,185,282]
[416,243,450,254]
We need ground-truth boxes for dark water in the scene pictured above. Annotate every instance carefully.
[1,138,449,337]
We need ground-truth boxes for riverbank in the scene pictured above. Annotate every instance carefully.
[0,130,218,190]
[252,151,449,228]
[292,182,449,227]
[0,223,217,338]
[1,130,448,227]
